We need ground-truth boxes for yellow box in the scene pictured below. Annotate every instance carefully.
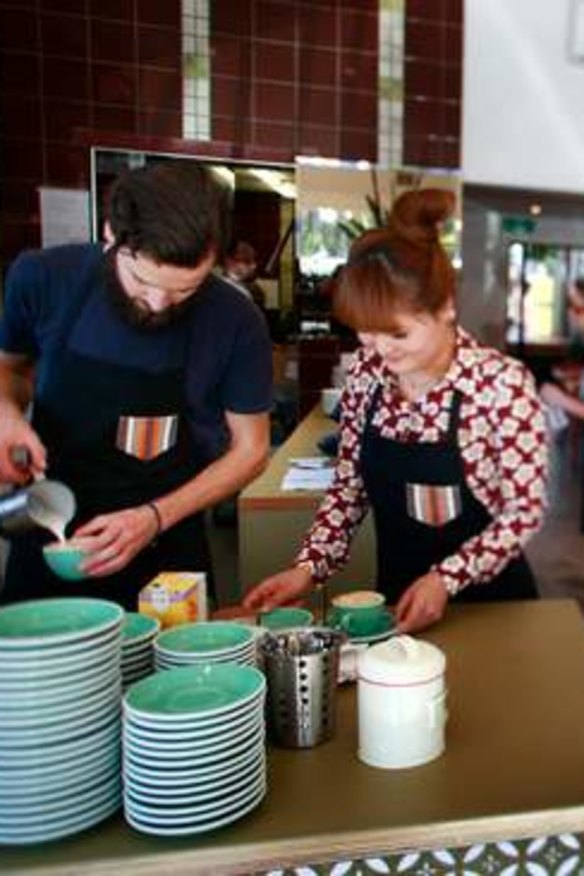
[138,572,208,629]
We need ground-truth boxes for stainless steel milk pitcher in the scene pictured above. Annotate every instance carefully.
[0,475,76,538]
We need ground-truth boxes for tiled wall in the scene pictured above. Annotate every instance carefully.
[210,0,379,163]
[0,0,462,269]
[0,0,183,264]
[403,0,463,168]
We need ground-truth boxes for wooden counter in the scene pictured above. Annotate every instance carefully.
[238,405,376,589]
[3,599,584,875]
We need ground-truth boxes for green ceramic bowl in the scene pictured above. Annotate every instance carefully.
[42,540,90,581]
[259,606,314,630]
[124,663,265,718]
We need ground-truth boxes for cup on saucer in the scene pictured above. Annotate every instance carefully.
[327,590,391,639]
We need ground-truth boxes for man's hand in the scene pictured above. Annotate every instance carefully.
[394,571,449,634]
[243,566,313,612]
[73,505,160,577]
[0,407,46,484]
[0,353,44,483]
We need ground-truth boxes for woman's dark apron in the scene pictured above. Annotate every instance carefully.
[2,258,212,610]
[360,385,538,603]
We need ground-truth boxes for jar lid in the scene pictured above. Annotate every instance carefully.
[358,635,446,686]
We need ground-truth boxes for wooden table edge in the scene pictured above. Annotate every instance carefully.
[9,805,584,876]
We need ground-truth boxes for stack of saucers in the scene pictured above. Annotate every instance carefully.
[154,621,256,670]
[0,597,124,845]
[122,613,160,691]
[122,663,267,836]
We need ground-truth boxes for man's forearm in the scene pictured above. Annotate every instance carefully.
[152,442,268,531]
[0,354,46,480]
[0,356,35,412]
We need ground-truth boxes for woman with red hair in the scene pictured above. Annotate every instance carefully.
[244,189,548,633]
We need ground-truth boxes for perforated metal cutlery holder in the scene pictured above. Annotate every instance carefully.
[260,628,342,748]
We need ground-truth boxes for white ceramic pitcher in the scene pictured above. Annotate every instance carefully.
[357,635,447,769]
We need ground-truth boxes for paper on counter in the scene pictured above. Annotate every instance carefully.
[281,457,335,491]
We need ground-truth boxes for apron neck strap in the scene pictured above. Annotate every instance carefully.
[364,382,463,443]
[446,390,463,442]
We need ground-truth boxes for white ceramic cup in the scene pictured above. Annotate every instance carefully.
[321,387,342,416]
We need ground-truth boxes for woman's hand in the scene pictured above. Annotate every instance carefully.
[394,571,449,634]
[243,565,313,612]
[73,505,159,577]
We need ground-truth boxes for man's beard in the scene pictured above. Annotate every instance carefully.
[103,250,195,331]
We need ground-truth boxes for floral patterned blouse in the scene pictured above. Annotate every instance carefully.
[295,327,548,596]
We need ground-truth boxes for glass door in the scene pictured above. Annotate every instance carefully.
[506,242,570,348]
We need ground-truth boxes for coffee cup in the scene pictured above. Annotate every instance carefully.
[259,606,314,630]
[42,538,93,581]
[321,387,342,417]
[327,590,391,638]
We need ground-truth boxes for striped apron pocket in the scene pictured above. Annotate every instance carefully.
[115,415,178,461]
[406,483,462,527]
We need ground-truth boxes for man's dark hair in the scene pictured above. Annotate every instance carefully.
[226,239,256,261]
[107,160,228,267]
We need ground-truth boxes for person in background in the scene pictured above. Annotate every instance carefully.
[529,278,584,433]
[567,277,584,340]
[222,239,267,313]
[0,161,272,610]
[530,360,584,434]
[244,188,548,634]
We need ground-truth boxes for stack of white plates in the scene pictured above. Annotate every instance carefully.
[122,613,160,690]
[154,621,256,670]
[0,597,124,845]
[122,663,267,836]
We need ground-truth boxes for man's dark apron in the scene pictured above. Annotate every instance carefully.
[360,385,538,603]
[2,258,212,610]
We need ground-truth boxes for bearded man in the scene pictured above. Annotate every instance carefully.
[0,161,272,609]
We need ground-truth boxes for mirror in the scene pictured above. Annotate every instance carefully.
[90,147,296,316]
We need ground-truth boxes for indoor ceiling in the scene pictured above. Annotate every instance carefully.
[233,166,295,197]
[464,183,584,220]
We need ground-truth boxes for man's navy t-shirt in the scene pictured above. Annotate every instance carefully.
[0,244,273,463]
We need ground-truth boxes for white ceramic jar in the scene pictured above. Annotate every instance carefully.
[357,635,447,769]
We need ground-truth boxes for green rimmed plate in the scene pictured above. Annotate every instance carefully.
[155,622,253,656]
[123,739,260,784]
[0,791,121,846]
[124,663,265,720]
[124,783,266,836]
[0,598,124,648]
[124,774,265,822]
[123,717,263,756]
[122,613,160,646]
[0,719,120,770]
[124,748,266,800]
[124,751,263,799]
[123,689,260,732]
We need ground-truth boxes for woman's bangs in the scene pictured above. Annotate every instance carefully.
[333,264,410,333]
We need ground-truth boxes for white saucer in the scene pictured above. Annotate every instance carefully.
[348,627,396,645]
[125,785,265,836]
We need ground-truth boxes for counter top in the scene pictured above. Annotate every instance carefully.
[237,403,375,587]
[240,405,335,510]
[3,599,584,875]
